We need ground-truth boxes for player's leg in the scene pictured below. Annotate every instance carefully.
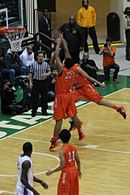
[57,172,70,195]
[49,119,62,151]
[72,114,85,140]
[70,170,79,195]
[98,99,127,119]
[79,84,127,119]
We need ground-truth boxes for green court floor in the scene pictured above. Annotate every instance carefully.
[0,75,130,139]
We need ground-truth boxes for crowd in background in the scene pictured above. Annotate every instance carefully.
[0,0,120,116]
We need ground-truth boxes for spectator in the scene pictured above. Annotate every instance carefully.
[39,9,52,58]
[0,53,16,88]
[29,51,51,117]
[4,49,20,76]
[77,0,100,54]
[79,52,104,83]
[99,38,120,82]
[0,79,23,115]
[19,45,34,75]
[59,15,84,63]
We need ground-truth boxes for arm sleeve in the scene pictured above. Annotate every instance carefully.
[93,7,96,26]
[77,9,82,26]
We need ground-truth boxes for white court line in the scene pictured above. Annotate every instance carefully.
[79,145,130,155]
[11,136,50,144]
[0,152,60,177]
[0,190,13,194]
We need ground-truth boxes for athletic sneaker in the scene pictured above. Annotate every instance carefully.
[69,120,83,131]
[49,138,59,151]
[117,106,127,119]
[112,79,120,83]
[69,121,75,131]
[79,132,86,141]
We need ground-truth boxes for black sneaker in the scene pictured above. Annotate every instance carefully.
[112,79,120,83]
[69,121,75,131]
[42,111,49,116]
[31,111,36,117]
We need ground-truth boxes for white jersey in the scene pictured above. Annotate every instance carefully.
[15,154,33,195]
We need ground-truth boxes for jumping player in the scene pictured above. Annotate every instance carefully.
[49,34,106,151]
[46,129,81,195]
[69,64,127,130]
[49,37,86,151]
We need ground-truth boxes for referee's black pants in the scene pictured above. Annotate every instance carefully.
[31,79,49,114]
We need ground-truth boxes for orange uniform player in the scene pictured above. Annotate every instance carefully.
[73,67,103,103]
[54,65,77,120]
[49,37,85,151]
[70,64,127,126]
[46,129,81,195]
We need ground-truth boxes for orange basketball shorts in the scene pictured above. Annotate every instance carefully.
[57,169,79,195]
[53,92,77,120]
[72,83,103,104]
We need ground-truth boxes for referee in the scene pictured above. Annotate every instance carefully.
[29,51,51,117]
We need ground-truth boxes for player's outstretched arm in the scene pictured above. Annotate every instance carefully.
[55,38,63,74]
[77,66,106,88]
[46,150,65,176]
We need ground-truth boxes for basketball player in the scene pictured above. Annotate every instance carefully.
[46,129,81,195]
[49,37,85,151]
[69,64,127,130]
[15,142,48,195]
[49,34,106,151]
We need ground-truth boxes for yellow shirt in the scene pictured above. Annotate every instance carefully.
[77,5,96,28]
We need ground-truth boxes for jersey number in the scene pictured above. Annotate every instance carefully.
[68,150,75,162]
[65,72,73,80]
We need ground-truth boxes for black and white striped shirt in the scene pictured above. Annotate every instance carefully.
[30,61,51,80]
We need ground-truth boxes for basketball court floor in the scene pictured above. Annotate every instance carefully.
[0,47,130,195]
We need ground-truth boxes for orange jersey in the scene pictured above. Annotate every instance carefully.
[103,47,116,67]
[57,144,79,195]
[74,70,91,88]
[61,144,77,171]
[55,66,77,95]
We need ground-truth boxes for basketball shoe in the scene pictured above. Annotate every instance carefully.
[69,120,83,131]
[79,131,86,141]
[117,106,127,119]
[49,137,59,151]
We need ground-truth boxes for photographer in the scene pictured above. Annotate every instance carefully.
[99,38,120,83]
[1,79,23,115]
